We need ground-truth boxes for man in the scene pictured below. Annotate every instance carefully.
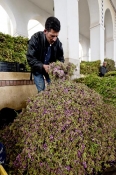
[99,61,107,77]
[26,16,64,92]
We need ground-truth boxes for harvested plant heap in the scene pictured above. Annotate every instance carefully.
[75,74,116,107]
[80,60,101,75]
[0,62,116,175]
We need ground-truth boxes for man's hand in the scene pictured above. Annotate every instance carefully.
[43,64,49,73]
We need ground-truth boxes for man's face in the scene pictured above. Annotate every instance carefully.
[44,29,59,44]
[103,62,107,67]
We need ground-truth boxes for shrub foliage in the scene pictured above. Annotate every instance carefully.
[105,71,116,77]
[104,58,115,72]
[75,74,116,106]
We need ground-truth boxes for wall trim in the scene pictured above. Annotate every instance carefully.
[0,80,34,87]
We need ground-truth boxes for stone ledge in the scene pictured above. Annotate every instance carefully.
[0,72,32,80]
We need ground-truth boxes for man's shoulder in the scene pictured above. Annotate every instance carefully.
[32,31,44,39]
[57,38,62,43]
[99,65,104,69]
[29,31,45,45]
[54,38,62,47]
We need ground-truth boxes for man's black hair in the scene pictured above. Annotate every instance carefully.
[45,16,61,32]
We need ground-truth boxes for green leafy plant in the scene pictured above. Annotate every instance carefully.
[75,74,116,106]
[80,60,101,75]
[105,71,116,77]
[0,32,30,71]
[104,58,115,72]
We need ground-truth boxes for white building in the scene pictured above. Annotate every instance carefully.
[0,0,116,76]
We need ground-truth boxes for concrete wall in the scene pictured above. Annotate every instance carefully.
[0,0,51,37]
[79,34,90,61]
[104,0,116,61]
[0,0,116,66]
[0,72,37,110]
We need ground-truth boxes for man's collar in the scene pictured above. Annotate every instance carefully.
[44,35,58,47]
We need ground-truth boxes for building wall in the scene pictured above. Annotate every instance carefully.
[0,72,37,110]
[0,0,51,37]
[0,0,116,63]
[79,34,90,61]
[104,0,116,62]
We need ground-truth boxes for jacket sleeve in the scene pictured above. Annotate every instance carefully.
[100,66,105,75]
[57,41,65,63]
[26,34,44,73]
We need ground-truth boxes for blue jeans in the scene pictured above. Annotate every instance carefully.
[33,72,51,92]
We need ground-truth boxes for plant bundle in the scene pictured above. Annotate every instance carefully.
[1,80,116,175]
[49,61,76,81]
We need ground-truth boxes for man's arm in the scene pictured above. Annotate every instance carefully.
[43,65,49,73]
[99,66,106,76]
[26,34,44,73]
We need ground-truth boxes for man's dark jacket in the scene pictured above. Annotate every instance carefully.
[26,31,64,75]
[99,66,107,77]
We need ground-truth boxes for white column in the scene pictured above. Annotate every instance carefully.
[82,43,90,61]
[114,14,116,66]
[79,34,90,62]
[13,26,28,38]
[106,38,114,60]
[54,0,80,78]
[54,0,68,60]
[90,23,104,63]
[113,39,116,66]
